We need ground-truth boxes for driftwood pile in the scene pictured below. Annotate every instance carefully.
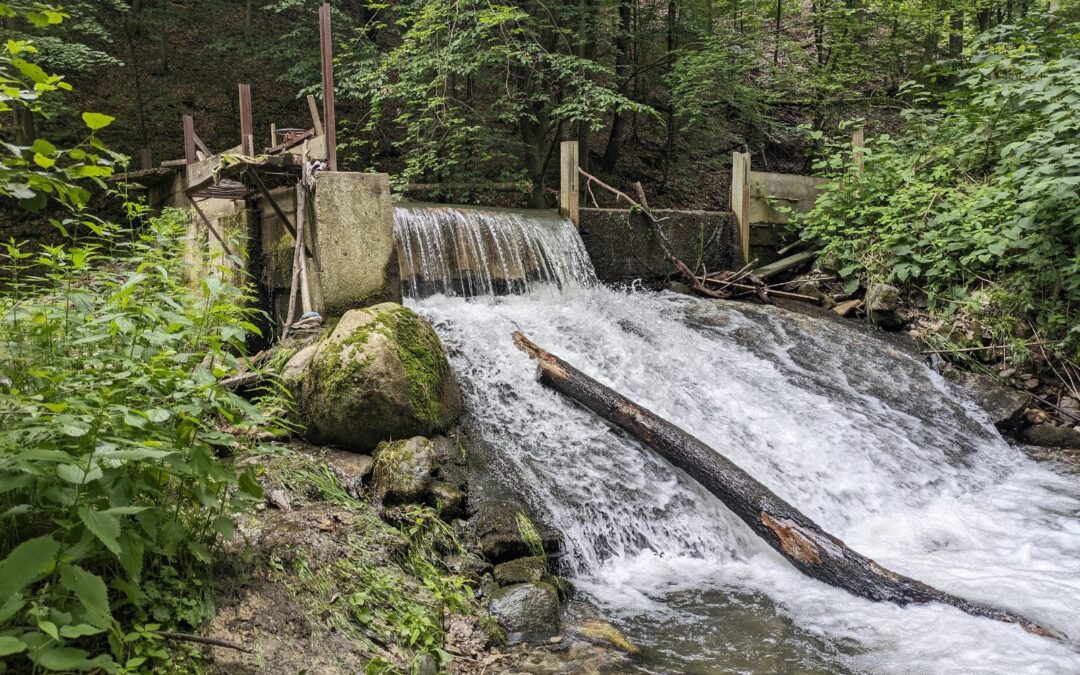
[578,169,819,305]
[512,331,1063,641]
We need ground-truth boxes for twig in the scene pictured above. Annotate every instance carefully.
[154,631,253,654]
[920,342,1047,355]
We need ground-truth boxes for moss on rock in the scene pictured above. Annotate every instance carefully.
[296,303,462,452]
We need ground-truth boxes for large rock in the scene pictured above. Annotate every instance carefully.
[297,303,462,452]
[1019,424,1080,449]
[866,283,904,328]
[373,437,434,504]
[493,557,548,585]
[470,500,561,563]
[945,369,1029,431]
[487,582,561,639]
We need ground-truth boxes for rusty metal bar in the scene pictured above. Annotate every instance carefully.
[239,83,254,156]
[248,169,298,239]
[183,115,197,165]
[318,4,337,171]
[187,194,238,260]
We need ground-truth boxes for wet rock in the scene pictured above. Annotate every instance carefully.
[267,488,292,511]
[1018,424,1080,449]
[865,283,903,328]
[493,556,548,585]
[443,554,492,579]
[323,450,374,497]
[295,304,462,452]
[575,619,639,654]
[1024,377,1041,390]
[487,582,560,639]
[1061,396,1080,411]
[428,479,466,519]
[796,281,836,309]
[945,370,1029,430]
[666,281,695,296]
[470,500,561,563]
[280,344,317,388]
[372,436,433,504]
[1025,408,1050,425]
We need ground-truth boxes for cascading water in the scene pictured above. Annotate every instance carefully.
[393,207,1080,673]
[393,205,595,298]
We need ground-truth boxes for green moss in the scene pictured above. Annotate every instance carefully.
[384,306,450,428]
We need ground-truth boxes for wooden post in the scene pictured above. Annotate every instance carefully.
[559,140,579,227]
[139,147,153,170]
[731,152,751,262]
[318,4,337,171]
[270,123,277,150]
[852,128,865,174]
[239,83,254,156]
[306,94,324,138]
[183,115,197,165]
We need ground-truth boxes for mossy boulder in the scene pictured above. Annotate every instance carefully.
[373,437,434,504]
[493,557,548,586]
[297,303,461,452]
[487,582,561,640]
[470,500,561,563]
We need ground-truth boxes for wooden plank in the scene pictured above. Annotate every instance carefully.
[319,4,337,171]
[852,127,865,174]
[752,250,817,279]
[559,140,579,227]
[183,115,197,165]
[139,147,153,170]
[270,123,277,150]
[731,152,751,262]
[238,83,254,156]
[306,94,324,137]
[192,130,211,157]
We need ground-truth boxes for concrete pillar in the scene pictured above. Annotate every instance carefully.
[311,172,401,315]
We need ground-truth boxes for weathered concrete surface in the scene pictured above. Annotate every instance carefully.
[578,208,739,284]
[312,172,401,315]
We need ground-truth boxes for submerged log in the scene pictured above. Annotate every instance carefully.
[511,331,1061,639]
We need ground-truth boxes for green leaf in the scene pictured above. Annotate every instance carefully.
[0,636,27,656]
[81,112,115,131]
[58,564,113,630]
[78,506,122,556]
[211,516,236,540]
[238,469,264,499]
[59,623,105,639]
[36,645,117,672]
[0,534,60,599]
[38,620,60,641]
[57,463,103,485]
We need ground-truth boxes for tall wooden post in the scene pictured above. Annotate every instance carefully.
[239,83,254,156]
[559,141,579,227]
[139,147,153,170]
[731,152,751,262]
[319,3,337,171]
[852,128,865,174]
[183,115,197,165]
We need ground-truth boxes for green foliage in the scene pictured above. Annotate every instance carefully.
[796,15,1080,357]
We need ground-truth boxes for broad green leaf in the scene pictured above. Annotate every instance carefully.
[58,564,113,630]
[59,624,105,639]
[57,463,103,485]
[0,636,26,656]
[81,112,114,131]
[0,534,59,599]
[35,645,117,672]
[78,506,121,555]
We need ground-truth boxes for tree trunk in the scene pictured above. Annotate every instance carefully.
[949,12,964,57]
[601,0,632,172]
[661,0,678,190]
[773,0,782,64]
[511,331,1060,639]
[13,108,35,146]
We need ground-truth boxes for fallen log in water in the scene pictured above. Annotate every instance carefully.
[511,331,1061,639]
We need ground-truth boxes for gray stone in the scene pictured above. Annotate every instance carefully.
[493,557,548,586]
[1018,424,1080,449]
[945,370,1030,430]
[372,437,434,504]
[487,582,560,639]
[865,283,904,328]
[443,555,492,579]
[312,172,400,314]
[428,480,466,519]
[796,281,836,309]
[470,500,561,564]
[296,303,462,452]
[281,344,317,388]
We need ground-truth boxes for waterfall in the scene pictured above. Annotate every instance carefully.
[396,209,1080,673]
[393,205,596,299]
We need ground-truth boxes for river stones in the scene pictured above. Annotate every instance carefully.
[428,480,466,519]
[293,303,461,452]
[470,500,561,563]
[373,437,434,504]
[494,556,548,585]
[866,283,904,328]
[487,582,561,639]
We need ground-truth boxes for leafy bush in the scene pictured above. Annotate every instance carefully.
[0,209,274,672]
[796,15,1080,357]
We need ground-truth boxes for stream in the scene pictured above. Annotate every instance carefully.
[395,206,1080,674]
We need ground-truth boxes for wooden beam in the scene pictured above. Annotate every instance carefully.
[183,115,197,165]
[139,147,153,170]
[238,83,254,156]
[852,127,865,174]
[306,94,324,138]
[188,195,237,260]
[318,4,337,171]
[559,141,579,227]
[731,152,751,263]
[192,131,211,158]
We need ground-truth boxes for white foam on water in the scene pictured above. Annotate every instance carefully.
[411,287,1080,674]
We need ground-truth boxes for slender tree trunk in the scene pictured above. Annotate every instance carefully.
[661,0,678,190]
[601,0,632,172]
[949,11,964,56]
[13,108,35,146]
[774,0,782,64]
[978,8,991,31]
